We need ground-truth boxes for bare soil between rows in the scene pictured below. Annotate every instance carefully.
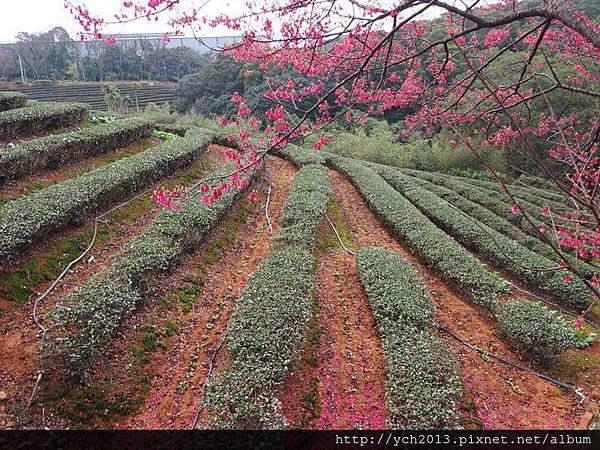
[113,156,297,430]
[0,144,227,429]
[328,170,582,429]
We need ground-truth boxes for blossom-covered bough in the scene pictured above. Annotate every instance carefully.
[65,0,599,315]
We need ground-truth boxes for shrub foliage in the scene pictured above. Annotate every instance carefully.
[376,167,594,310]
[495,299,576,364]
[327,156,576,362]
[0,102,89,141]
[51,163,260,375]
[0,91,27,112]
[327,155,504,307]
[203,163,330,429]
[357,247,463,429]
[0,117,155,185]
[0,130,212,266]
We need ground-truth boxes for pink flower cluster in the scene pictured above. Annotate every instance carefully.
[151,185,187,212]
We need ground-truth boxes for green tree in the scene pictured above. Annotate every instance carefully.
[175,55,245,114]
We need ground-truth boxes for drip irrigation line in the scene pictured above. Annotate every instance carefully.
[27,182,164,407]
[506,281,600,330]
[191,333,227,430]
[325,213,356,256]
[437,325,586,403]
[264,185,273,234]
[28,219,99,408]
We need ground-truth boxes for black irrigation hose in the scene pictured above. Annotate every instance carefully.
[437,325,585,403]
[27,182,165,408]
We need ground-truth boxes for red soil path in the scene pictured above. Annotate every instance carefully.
[312,249,388,429]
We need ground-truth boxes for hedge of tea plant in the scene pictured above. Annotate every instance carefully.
[394,167,598,280]
[363,161,596,280]
[274,163,331,249]
[51,163,260,375]
[0,91,27,112]
[377,167,594,311]
[513,173,558,193]
[203,163,330,429]
[447,173,571,211]
[0,131,213,266]
[398,169,598,281]
[356,247,463,429]
[407,168,570,213]
[328,155,503,308]
[495,298,576,364]
[0,101,89,141]
[0,117,155,185]
[155,122,190,137]
[275,144,328,167]
[403,169,555,241]
[328,157,576,362]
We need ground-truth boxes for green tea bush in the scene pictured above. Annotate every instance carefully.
[0,131,213,266]
[376,167,594,311]
[495,299,576,364]
[328,157,577,362]
[204,163,330,429]
[275,144,327,167]
[515,173,557,191]
[357,247,462,429]
[0,91,27,112]
[274,164,331,250]
[204,248,314,428]
[0,102,89,141]
[401,168,549,239]
[51,163,260,375]
[327,155,504,308]
[155,122,189,136]
[0,117,155,185]
[448,173,570,211]
[391,169,597,281]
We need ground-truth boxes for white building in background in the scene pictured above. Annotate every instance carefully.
[0,32,241,55]
[79,33,241,56]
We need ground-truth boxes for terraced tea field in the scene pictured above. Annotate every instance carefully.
[0,82,177,111]
[0,94,598,430]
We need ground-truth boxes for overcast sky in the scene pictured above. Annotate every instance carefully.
[0,0,449,43]
[0,0,243,42]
